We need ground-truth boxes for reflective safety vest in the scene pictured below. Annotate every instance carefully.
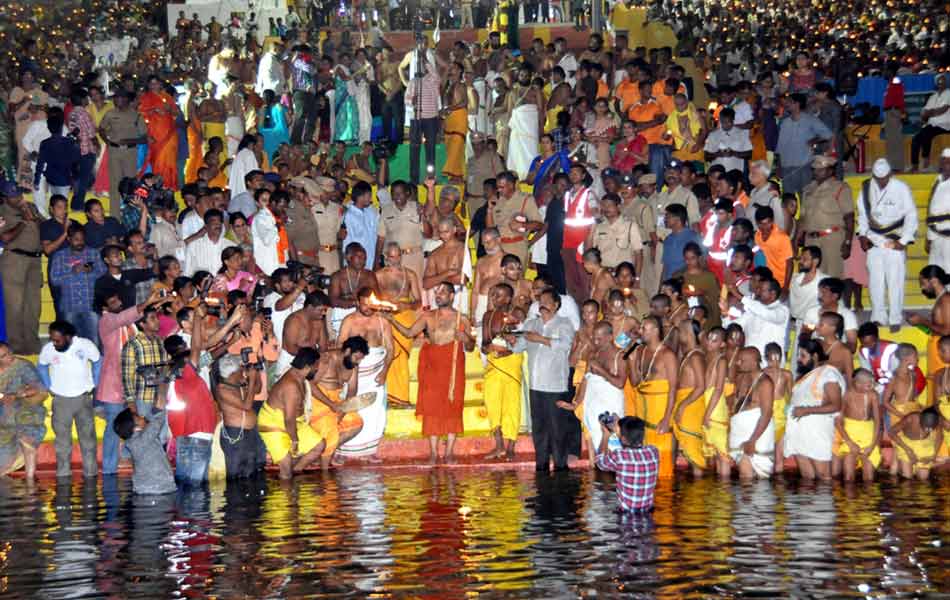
[563,186,596,252]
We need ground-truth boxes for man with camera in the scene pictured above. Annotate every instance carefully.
[263,268,307,345]
[49,224,107,342]
[121,304,170,417]
[213,353,264,479]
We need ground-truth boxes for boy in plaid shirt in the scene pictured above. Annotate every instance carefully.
[596,416,659,512]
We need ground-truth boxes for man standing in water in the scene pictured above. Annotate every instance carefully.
[629,316,678,478]
[388,283,476,464]
[258,347,326,479]
[337,287,394,462]
[728,348,775,479]
[907,265,950,377]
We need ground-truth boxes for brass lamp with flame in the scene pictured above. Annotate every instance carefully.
[365,293,398,312]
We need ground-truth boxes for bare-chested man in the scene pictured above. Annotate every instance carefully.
[907,265,950,377]
[890,406,945,480]
[377,241,423,407]
[569,299,600,377]
[214,353,263,478]
[309,335,369,468]
[674,319,706,477]
[279,291,331,376]
[882,343,923,474]
[499,254,534,312]
[629,316,678,477]
[508,65,545,136]
[472,227,505,326]
[546,66,572,126]
[328,242,379,340]
[583,248,616,308]
[481,282,527,459]
[388,283,476,464]
[336,287,395,462]
[817,312,854,381]
[763,342,792,473]
[196,83,226,158]
[259,347,326,479]
[702,327,730,475]
[424,216,468,313]
[833,369,882,482]
[605,290,639,345]
[729,348,775,480]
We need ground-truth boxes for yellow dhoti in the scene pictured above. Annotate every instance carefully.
[672,387,705,469]
[895,432,938,466]
[938,397,950,457]
[258,401,323,463]
[773,394,788,441]
[442,108,468,180]
[633,379,674,478]
[928,334,947,377]
[572,360,588,425]
[702,383,734,458]
[834,418,881,468]
[386,310,416,406]
[310,385,364,458]
[484,352,524,442]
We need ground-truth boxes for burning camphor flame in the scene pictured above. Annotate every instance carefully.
[365,293,398,312]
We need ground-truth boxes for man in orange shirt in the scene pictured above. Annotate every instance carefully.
[753,206,794,294]
[628,80,672,187]
[612,62,642,113]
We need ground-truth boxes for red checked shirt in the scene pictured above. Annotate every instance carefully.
[595,445,660,511]
[68,106,98,156]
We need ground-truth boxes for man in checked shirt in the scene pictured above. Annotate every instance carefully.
[595,416,659,512]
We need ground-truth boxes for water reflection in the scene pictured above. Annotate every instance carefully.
[0,472,948,597]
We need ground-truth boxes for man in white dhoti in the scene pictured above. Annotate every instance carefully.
[729,348,776,479]
[566,322,628,458]
[223,77,246,157]
[925,149,950,273]
[505,66,542,180]
[784,339,845,480]
[336,288,395,461]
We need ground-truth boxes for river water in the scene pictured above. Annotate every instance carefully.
[1,469,948,598]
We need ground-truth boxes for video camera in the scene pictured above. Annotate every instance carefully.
[240,347,265,372]
[120,175,175,207]
[286,260,332,290]
[135,361,180,387]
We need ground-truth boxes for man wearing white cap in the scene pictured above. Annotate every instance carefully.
[857,158,918,331]
[925,148,950,272]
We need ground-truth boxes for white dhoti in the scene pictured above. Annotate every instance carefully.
[866,245,905,327]
[338,346,388,457]
[329,307,356,340]
[729,408,775,478]
[930,235,950,274]
[225,115,245,157]
[275,348,295,378]
[582,373,625,453]
[473,78,489,134]
[506,104,540,181]
[784,365,844,462]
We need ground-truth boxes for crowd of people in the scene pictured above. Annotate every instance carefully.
[1,1,950,504]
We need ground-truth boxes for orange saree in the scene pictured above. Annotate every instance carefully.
[138,91,180,189]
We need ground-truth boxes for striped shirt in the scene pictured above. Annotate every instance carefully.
[595,445,660,511]
[183,233,235,276]
[406,69,441,120]
[121,331,169,407]
[49,247,108,312]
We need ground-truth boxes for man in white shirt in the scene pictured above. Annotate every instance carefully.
[525,274,581,330]
[263,269,306,344]
[723,277,790,363]
[704,107,753,173]
[37,320,101,479]
[748,160,784,231]
[255,40,286,96]
[149,196,185,261]
[926,148,950,272]
[911,73,950,172]
[802,277,860,352]
[179,192,212,241]
[183,209,235,276]
[788,245,825,323]
[252,190,287,277]
[857,159,919,331]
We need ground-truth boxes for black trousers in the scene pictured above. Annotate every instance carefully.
[911,124,950,166]
[381,94,405,145]
[530,389,580,470]
[291,90,317,145]
[409,117,439,184]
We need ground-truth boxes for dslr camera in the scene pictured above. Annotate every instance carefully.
[240,347,265,372]
[136,362,178,387]
[598,412,618,427]
[286,260,332,289]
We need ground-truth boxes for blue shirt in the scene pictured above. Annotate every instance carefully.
[49,246,108,312]
[775,113,832,168]
[84,217,126,249]
[34,134,80,187]
[343,204,380,268]
[662,228,703,280]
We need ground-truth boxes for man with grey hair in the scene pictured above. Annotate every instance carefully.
[911,73,950,172]
[213,352,264,479]
[423,215,470,312]
[748,160,784,231]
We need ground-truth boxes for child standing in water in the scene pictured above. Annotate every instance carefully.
[834,369,882,482]
[763,343,792,472]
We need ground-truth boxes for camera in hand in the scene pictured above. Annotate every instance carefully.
[240,347,265,371]
[136,362,179,387]
[372,139,392,160]
[287,260,331,289]
[598,412,618,427]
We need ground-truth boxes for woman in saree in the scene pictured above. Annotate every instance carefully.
[9,70,49,190]
[584,98,619,169]
[138,75,180,190]
[259,89,290,160]
[611,120,648,172]
[0,342,47,480]
[333,62,359,145]
[89,85,115,197]
[182,79,204,185]
[525,133,572,199]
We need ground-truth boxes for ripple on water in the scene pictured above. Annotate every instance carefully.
[0,470,948,598]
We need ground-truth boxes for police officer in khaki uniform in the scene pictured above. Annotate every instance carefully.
[658,161,701,227]
[377,180,425,278]
[587,193,644,272]
[99,91,147,216]
[797,155,854,278]
[310,176,345,273]
[622,174,662,295]
[285,177,323,268]
[485,171,544,266]
[0,185,43,354]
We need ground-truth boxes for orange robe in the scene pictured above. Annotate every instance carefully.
[184,114,203,185]
[416,341,465,436]
[138,91,180,189]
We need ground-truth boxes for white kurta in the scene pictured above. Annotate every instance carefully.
[927,174,950,273]
[228,147,259,197]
